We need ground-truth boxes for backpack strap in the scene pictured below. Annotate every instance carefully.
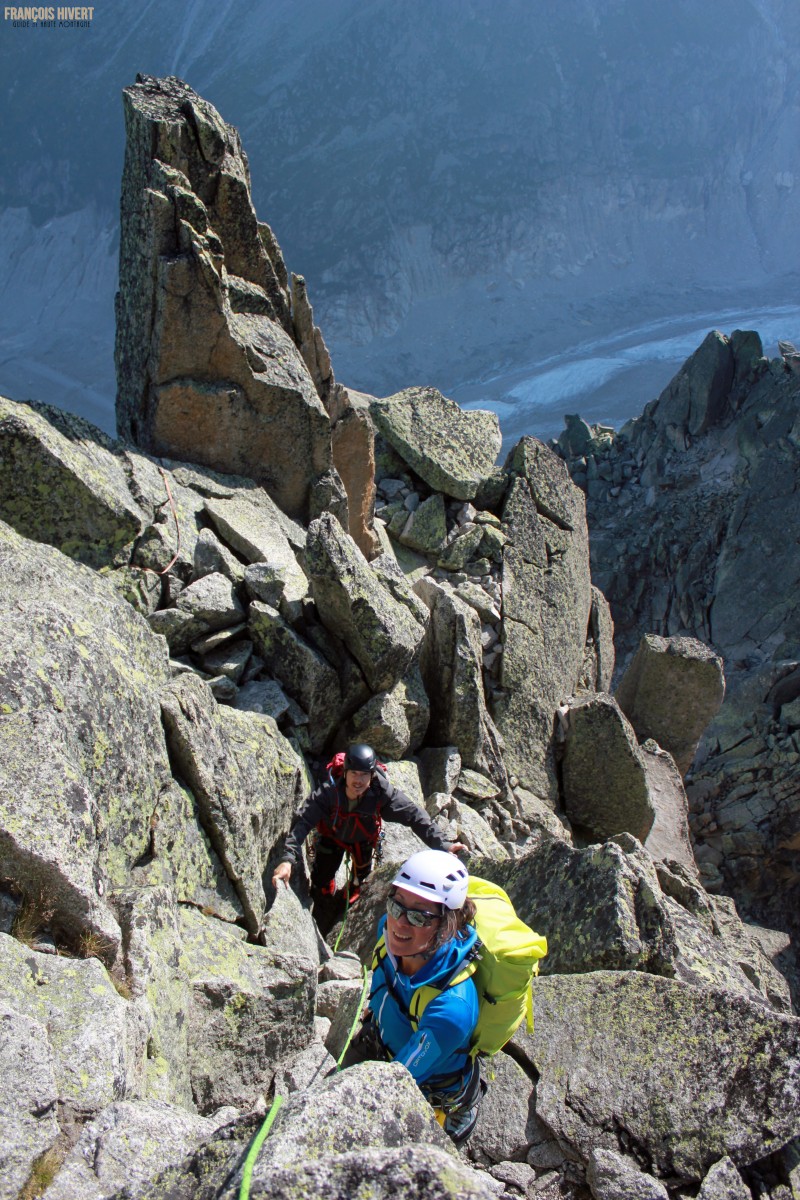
[372,937,478,1026]
[408,959,477,1031]
[372,934,387,971]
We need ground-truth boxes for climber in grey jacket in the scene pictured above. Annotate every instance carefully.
[272,743,466,903]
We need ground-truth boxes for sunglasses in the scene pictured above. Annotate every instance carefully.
[386,895,441,928]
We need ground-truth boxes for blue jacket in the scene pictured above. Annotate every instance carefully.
[369,915,479,1090]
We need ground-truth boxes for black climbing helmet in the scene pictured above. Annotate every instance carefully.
[344,743,378,773]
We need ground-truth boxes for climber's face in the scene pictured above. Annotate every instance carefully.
[385,887,442,962]
[345,769,371,798]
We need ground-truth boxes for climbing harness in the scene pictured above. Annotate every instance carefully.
[237,1094,284,1200]
[315,805,383,871]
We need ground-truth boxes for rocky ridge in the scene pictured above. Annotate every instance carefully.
[0,78,798,1200]
[553,329,800,1003]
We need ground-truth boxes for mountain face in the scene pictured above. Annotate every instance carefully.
[0,74,798,1200]
[554,330,800,1002]
[2,0,800,433]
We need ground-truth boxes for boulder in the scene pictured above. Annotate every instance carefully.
[652,329,735,438]
[133,779,243,924]
[438,523,485,571]
[248,601,349,751]
[175,571,245,630]
[112,887,195,1108]
[587,585,616,693]
[190,623,248,656]
[700,892,793,1013]
[193,526,246,585]
[319,954,364,984]
[467,1052,535,1164]
[323,979,369,1061]
[0,520,173,949]
[455,580,501,623]
[416,746,462,796]
[615,635,725,775]
[642,742,700,877]
[160,672,303,937]
[147,606,211,655]
[456,768,501,802]
[696,1156,751,1200]
[370,386,501,501]
[229,1061,454,1174]
[115,76,334,523]
[234,678,291,720]
[117,1109,267,1200]
[398,492,447,554]
[316,977,365,1021]
[478,838,674,977]
[449,799,508,859]
[198,637,252,682]
[123,1102,491,1200]
[261,882,321,968]
[306,513,425,693]
[0,396,144,569]
[562,694,655,842]
[658,894,782,1010]
[0,710,123,954]
[177,906,316,1114]
[515,971,800,1183]
[338,665,430,759]
[494,442,592,799]
[203,491,308,610]
[224,1144,496,1200]
[0,934,148,1117]
[416,577,509,790]
[114,888,316,1114]
[515,788,574,844]
[477,838,779,1006]
[0,1004,60,1200]
[586,1149,669,1200]
[487,1163,537,1194]
[271,1043,336,1096]
[369,552,432,627]
[42,1100,236,1200]
[330,396,380,559]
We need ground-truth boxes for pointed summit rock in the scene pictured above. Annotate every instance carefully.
[115,75,336,524]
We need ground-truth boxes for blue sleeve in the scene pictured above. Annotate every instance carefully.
[391,989,476,1084]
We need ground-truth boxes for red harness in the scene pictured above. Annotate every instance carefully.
[316,809,382,870]
[315,754,386,870]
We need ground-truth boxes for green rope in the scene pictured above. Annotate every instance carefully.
[238,1094,284,1200]
[336,962,370,1071]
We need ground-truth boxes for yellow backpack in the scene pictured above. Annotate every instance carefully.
[374,876,548,1058]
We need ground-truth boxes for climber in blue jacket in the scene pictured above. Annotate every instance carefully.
[364,849,484,1146]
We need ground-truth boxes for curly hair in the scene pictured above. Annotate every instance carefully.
[439,896,477,944]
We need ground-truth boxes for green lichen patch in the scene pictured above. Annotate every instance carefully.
[517,970,800,1183]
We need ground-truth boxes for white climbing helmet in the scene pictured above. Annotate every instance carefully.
[392,850,469,910]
